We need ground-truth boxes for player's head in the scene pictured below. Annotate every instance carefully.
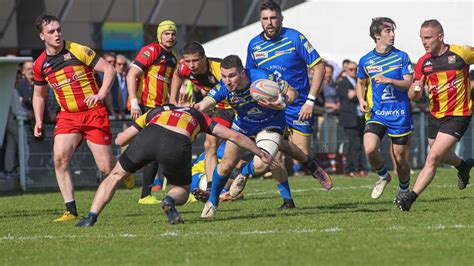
[369,17,396,45]
[182,42,207,74]
[259,1,283,39]
[157,20,177,49]
[220,55,246,91]
[420,19,445,54]
[116,54,128,74]
[104,52,116,67]
[346,61,358,78]
[35,14,62,48]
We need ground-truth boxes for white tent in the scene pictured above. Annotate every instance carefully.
[204,0,474,67]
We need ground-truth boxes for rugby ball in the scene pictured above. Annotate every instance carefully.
[250,79,280,102]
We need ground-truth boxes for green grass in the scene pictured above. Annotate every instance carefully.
[1,167,473,265]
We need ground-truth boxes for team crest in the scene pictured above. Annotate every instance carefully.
[208,76,216,84]
[63,53,72,61]
[448,55,456,64]
[84,48,93,56]
[142,51,150,59]
[303,41,314,53]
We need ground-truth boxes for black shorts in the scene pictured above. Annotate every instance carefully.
[428,115,471,141]
[364,122,409,145]
[210,108,234,128]
[119,124,192,186]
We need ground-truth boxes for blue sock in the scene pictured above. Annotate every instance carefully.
[209,167,229,207]
[220,188,229,195]
[240,161,255,177]
[293,163,301,173]
[277,180,292,200]
[376,166,388,179]
[399,179,410,192]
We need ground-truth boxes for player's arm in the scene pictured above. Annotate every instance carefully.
[408,75,425,101]
[374,73,413,90]
[258,83,298,110]
[32,85,47,137]
[115,126,140,146]
[85,58,116,107]
[356,78,369,113]
[169,69,184,105]
[211,123,276,167]
[299,62,325,120]
[127,65,143,120]
[193,97,215,113]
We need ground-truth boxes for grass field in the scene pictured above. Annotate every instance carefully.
[1,167,473,265]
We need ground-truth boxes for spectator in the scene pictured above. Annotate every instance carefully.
[116,54,129,114]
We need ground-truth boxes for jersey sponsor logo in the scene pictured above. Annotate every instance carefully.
[254,51,268,59]
[389,64,402,70]
[247,107,263,116]
[367,60,376,65]
[448,55,456,64]
[228,96,245,104]
[143,51,150,59]
[63,53,72,61]
[424,66,433,72]
[292,120,310,126]
[367,66,382,73]
[208,76,216,84]
[303,41,314,53]
[374,109,406,116]
[156,74,171,83]
[275,49,292,56]
[252,45,262,51]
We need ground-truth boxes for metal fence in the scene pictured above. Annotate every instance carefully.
[11,111,474,192]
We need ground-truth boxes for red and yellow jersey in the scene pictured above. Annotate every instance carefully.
[415,44,474,118]
[33,40,103,113]
[176,57,231,109]
[133,106,216,142]
[132,42,177,108]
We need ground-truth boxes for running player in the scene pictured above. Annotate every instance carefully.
[194,55,332,218]
[246,1,325,174]
[169,42,234,199]
[75,106,273,226]
[127,20,178,204]
[395,19,474,211]
[356,17,414,200]
[32,14,116,221]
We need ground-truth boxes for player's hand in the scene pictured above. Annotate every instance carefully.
[84,94,105,108]
[258,150,278,168]
[298,103,313,121]
[130,108,142,121]
[34,122,43,138]
[258,95,286,110]
[178,92,193,107]
[359,100,370,113]
[374,74,391,84]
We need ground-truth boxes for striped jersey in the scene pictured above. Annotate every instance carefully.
[33,40,103,112]
[132,42,177,108]
[246,27,321,99]
[176,57,231,109]
[357,47,413,126]
[133,106,216,142]
[414,44,474,118]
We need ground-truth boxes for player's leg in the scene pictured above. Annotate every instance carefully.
[87,142,115,175]
[289,131,311,175]
[204,133,219,187]
[364,123,391,199]
[53,133,83,221]
[391,137,411,198]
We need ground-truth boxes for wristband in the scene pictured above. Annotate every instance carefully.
[130,98,140,110]
[305,100,315,106]
[307,94,316,101]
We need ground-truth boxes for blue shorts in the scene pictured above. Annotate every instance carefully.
[190,173,205,191]
[285,99,314,135]
[365,117,412,137]
[231,120,286,137]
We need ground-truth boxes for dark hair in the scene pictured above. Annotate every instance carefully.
[342,59,351,66]
[182,42,205,56]
[421,19,444,34]
[260,1,282,17]
[221,55,244,71]
[35,13,60,33]
[369,17,396,42]
[103,52,116,58]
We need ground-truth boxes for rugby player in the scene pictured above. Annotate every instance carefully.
[76,105,274,226]
[32,14,116,221]
[194,55,332,218]
[127,20,178,204]
[395,20,474,211]
[356,17,414,200]
[246,1,325,175]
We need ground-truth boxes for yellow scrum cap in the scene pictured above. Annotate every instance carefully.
[157,20,177,43]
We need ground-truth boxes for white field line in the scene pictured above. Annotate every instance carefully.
[1,224,472,241]
[245,184,460,197]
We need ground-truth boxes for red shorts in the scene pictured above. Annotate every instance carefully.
[54,106,112,145]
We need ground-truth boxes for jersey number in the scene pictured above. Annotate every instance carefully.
[381,86,396,100]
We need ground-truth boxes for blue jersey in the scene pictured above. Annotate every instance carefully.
[357,47,414,136]
[246,28,321,135]
[205,68,287,136]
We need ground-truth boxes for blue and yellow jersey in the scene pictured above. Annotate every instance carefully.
[357,47,413,135]
[246,27,321,99]
[205,68,288,136]
[191,141,226,176]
